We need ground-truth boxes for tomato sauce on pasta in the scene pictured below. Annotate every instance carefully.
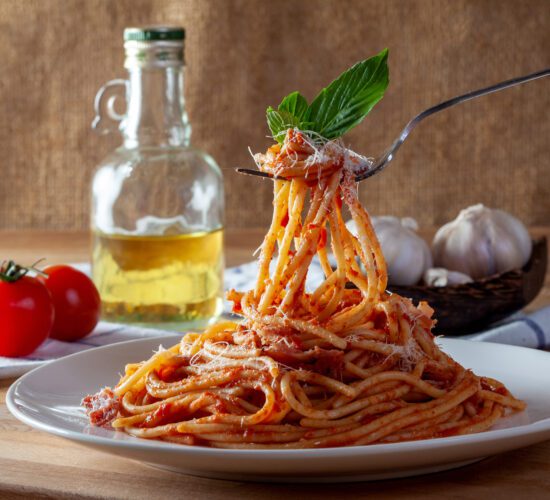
[83,129,525,448]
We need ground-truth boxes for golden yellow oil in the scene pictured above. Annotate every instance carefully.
[92,229,224,329]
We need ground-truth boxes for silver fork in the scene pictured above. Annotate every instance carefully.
[237,68,550,182]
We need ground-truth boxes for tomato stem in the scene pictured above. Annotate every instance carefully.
[0,260,48,283]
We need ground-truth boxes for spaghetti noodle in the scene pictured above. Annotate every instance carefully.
[83,129,525,448]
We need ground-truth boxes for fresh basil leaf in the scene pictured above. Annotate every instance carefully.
[278,91,309,120]
[265,48,389,142]
[267,107,301,143]
[304,48,389,139]
[267,92,309,143]
[297,121,315,132]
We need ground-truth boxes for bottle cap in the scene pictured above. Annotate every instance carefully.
[124,26,185,42]
[124,26,185,69]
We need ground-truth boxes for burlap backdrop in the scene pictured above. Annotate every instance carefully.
[0,0,548,230]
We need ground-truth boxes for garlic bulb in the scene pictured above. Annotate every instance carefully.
[432,204,532,279]
[348,216,432,286]
[423,268,473,287]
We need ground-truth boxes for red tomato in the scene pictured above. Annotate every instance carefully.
[40,265,101,342]
[0,274,54,357]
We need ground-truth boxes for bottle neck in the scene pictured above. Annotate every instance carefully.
[122,65,191,148]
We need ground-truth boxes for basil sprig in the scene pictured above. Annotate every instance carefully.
[267,48,389,143]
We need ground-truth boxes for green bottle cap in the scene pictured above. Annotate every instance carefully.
[124,26,185,42]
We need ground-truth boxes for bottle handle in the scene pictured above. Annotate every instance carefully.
[92,79,128,135]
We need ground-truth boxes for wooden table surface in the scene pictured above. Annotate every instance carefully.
[1,228,549,499]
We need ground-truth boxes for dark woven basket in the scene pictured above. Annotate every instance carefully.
[387,237,547,336]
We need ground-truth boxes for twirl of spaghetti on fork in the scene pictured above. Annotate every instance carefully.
[83,49,525,448]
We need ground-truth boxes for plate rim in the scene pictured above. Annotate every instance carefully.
[7,335,550,460]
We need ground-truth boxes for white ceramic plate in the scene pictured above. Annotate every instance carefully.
[7,336,550,482]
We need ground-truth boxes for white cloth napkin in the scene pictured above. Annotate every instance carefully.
[1,261,548,379]
[463,307,550,349]
[0,322,175,378]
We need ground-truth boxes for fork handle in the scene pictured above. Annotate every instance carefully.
[355,68,550,182]
[389,68,550,165]
[407,68,550,135]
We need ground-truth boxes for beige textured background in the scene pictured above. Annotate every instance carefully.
[0,0,548,230]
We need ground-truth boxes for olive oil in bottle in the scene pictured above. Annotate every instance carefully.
[92,229,223,328]
[91,27,224,329]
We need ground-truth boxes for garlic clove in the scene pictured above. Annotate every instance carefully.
[423,267,473,287]
[347,216,432,286]
[491,209,532,270]
[389,239,432,286]
[432,204,532,280]
[401,217,419,232]
[372,216,432,286]
[434,217,492,278]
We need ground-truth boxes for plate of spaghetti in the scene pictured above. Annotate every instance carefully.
[8,50,550,482]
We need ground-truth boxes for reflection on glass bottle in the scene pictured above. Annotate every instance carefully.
[91,27,224,330]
